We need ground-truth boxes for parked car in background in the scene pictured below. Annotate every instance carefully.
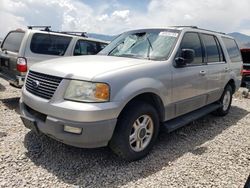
[0,26,108,87]
[20,26,242,161]
[240,48,250,88]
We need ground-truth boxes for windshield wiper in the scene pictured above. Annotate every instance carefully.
[146,36,153,60]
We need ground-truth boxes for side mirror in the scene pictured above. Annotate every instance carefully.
[175,49,195,67]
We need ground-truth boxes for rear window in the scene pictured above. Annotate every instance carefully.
[1,31,25,53]
[30,33,72,56]
[222,37,242,62]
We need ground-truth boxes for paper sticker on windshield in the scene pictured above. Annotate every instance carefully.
[159,32,178,37]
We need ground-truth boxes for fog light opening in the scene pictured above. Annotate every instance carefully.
[64,125,82,134]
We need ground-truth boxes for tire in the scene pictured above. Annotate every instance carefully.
[109,101,159,161]
[213,84,233,116]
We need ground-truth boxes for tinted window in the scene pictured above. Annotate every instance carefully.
[222,37,242,62]
[74,40,106,56]
[30,33,72,56]
[180,32,203,65]
[201,34,220,63]
[2,32,25,53]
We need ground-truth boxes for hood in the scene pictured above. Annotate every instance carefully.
[30,55,148,80]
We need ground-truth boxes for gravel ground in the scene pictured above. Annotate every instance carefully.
[0,77,249,188]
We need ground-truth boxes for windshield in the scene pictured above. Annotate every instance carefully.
[99,29,179,60]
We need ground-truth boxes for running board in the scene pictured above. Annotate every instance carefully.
[163,103,222,133]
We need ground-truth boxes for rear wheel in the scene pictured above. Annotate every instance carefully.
[213,85,233,116]
[109,101,159,161]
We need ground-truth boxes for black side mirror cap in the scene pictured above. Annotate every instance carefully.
[175,49,195,67]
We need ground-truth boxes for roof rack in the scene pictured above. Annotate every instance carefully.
[171,25,198,29]
[171,25,226,35]
[196,28,226,35]
[27,26,88,37]
[60,31,88,37]
[27,26,51,31]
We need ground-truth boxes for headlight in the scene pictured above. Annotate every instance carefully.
[64,80,110,102]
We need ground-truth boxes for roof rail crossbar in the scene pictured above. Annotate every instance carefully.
[195,28,226,35]
[27,26,51,31]
[170,25,226,35]
[171,26,198,29]
[60,31,88,37]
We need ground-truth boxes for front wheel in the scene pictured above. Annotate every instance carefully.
[109,101,159,161]
[213,85,233,116]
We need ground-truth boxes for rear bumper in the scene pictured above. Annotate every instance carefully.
[0,71,25,87]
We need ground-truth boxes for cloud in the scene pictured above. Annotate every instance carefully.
[112,10,130,22]
[0,0,250,38]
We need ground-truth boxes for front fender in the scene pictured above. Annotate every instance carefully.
[112,77,168,111]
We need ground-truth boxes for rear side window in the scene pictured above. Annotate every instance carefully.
[74,40,106,56]
[30,33,72,56]
[222,37,242,62]
[180,32,203,65]
[1,31,25,53]
[201,34,221,63]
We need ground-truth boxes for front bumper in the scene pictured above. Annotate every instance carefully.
[20,100,117,148]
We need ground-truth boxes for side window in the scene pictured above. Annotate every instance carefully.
[180,32,203,65]
[1,31,25,53]
[201,34,220,63]
[30,33,72,56]
[222,37,242,62]
[74,40,99,56]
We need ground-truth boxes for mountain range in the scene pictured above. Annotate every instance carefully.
[228,32,250,48]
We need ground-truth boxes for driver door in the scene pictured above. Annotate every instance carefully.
[172,32,207,117]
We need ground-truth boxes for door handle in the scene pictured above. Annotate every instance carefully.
[199,70,206,76]
[224,67,230,72]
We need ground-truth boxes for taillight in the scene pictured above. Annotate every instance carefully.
[16,57,27,72]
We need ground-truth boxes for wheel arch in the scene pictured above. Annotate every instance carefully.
[226,79,236,94]
[117,92,165,123]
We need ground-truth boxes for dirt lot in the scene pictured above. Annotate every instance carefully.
[0,77,249,188]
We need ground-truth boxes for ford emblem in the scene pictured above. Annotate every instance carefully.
[32,80,40,89]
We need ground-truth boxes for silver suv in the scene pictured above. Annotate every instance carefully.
[20,26,242,161]
[0,26,108,87]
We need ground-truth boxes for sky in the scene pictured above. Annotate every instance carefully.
[0,0,250,38]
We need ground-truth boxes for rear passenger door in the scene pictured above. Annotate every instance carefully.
[200,33,227,104]
[172,32,207,117]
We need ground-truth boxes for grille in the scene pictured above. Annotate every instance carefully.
[25,71,63,99]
